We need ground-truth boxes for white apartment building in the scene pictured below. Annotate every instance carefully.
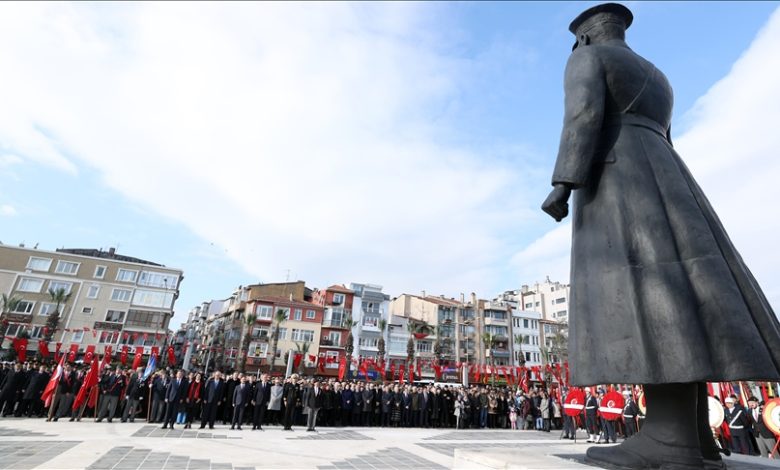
[519,277,570,322]
[510,309,543,367]
[349,283,390,362]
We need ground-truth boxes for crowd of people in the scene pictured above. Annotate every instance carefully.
[0,360,777,459]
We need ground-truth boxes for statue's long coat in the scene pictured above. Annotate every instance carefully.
[553,42,780,385]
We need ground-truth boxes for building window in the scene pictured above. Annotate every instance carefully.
[525,352,531,361]
[359,337,378,348]
[82,307,93,315]
[555,297,566,304]
[306,309,316,319]
[72,331,84,343]
[524,303,533,309]
[125,310,164,329]
[27,257,52,272]
[138,271,178,289]
[291,329,314,342]
[55,260,79,275]
[325,331,341,345]
[48,281,73,295]
[18,277,44,293]
[279,307,291,320]
[12,300,35,314]
[256,305,273,319]
[416,342,432,353]
[132,289,174,309]
[275,327,287,340]
[105,310,126,323]
[557,310,567,318]
[5,325,20,337]
[248,342,268,358]
[294,309,302,321]
[116,269,138,283]
[99,331,119,344]
[523,319,529,328]
[251,326,269,339]
[39,303,56,316]
[362,316,378,328]
[333,293,345,305]
[29,326,44,339]
[325,351,339,368]
[87,284,100,299]
[94,265,107,279]
[111,288,133,302]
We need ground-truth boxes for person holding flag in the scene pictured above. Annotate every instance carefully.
[71,355,101,421]
[42,354,66,421]
[122,368,146,423]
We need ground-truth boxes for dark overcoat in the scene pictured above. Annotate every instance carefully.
[553,41,780,385]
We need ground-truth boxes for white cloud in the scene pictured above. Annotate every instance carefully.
[0,3,539,299]
[513,7,780,309]
[0,204,17,216]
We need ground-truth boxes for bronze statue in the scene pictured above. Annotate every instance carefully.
[542,3,780,469]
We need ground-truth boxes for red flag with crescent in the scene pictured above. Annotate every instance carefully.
[120,345,128,365]
[38,340,50,358]
[599,391,625,421]
[563,388,586,417]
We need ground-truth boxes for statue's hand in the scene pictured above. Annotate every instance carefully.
[542,184,571,222]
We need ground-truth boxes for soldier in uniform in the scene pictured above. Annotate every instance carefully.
[542,3,780,468]
[282,374,299,430]
[122,368,145,422]
[584,387,599,443]
[96,367,126,422]
[724,396,751,455]
[621,390,639,438]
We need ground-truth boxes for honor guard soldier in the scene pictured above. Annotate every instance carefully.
[622,390,639,437]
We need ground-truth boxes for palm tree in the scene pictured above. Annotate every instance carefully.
[514,334,527,367]
[0,294,21,337]
[236,312,257,373]
[377,319,387,367]
[294,341,311,374]
[406,321,416,374]
[46,287,72,342]
[268,308,287,372]
[482,332,497,387]
[343,313,358,379]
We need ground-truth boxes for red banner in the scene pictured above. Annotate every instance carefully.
[131,346,144,369]
[337,356,347,380]
[68,344,79,362]
[293,352,303,370]
[120,345,128,365]
[167,346,176,365]
[54,342,62,362]
[84,345,96,363]
[13,338,28,362]
[38,340,50,358]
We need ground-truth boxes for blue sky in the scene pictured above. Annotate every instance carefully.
[1,2,779,325]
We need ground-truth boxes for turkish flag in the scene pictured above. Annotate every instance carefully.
[84,345,96,363]
[72,355,100,412]
[293,353,303,370]
[399,364,405,385]
[151,346,159,358]
[308,354,316,363]
[389,362,396,380]
[131,346,144,369]
[68,344,79,362]
[167,346,176,365]
[337,356,347,381]
[38,340,50,358]
[120,345,129,365]
[41,354,66,407]
[432,363,442,379]
[104,345,113,360]
[359,360,369,380]
[13,338,28,362]
[54,342,62,362]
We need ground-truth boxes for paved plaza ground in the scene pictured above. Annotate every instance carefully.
[0,419,778,470]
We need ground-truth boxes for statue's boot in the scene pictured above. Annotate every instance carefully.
[697,383,728,469]
[585,384,704,469]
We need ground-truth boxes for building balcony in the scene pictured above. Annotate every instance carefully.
[362,307,383,315]
[361,323,380,332]
[320,338,344,348]
[359,344,379,351]
[484,317,509,326]
[322,319,350,329]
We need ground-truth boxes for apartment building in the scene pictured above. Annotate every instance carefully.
[349,283,390,364]
[312,285,354,378]
[519,278,570,322]
[0,244,182,359]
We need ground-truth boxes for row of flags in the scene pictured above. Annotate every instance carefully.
[2,338,181,367]
[40,349,161,412]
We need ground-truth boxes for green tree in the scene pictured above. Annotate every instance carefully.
[236,312,257,373]
[268,309,287,372]
[482,332,497,387]
[514,334,527,367]
[0,294,22,344]
[377,318,387,362]
[343,313,358,379]
[46,287,72,342]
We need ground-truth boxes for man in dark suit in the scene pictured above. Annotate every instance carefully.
[162,370,187,429]
[200,371,225,430]
[402,388,412,427]
[304,380,324,431]
[122,368,145,422]
[252,373,271,430]
[96,367,126,423]
[21,365,49,417]
[149,371,168,423]
[0,362,25,417]
[231,375,249,430]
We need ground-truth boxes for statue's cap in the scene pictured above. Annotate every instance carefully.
[569,3,633,34]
